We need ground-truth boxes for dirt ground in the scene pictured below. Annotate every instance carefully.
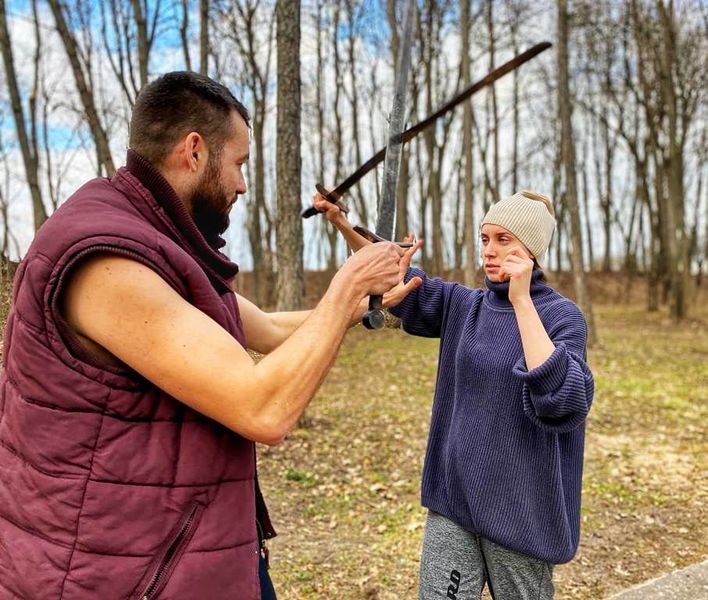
[0,269,705,599]
[257,298,707,599]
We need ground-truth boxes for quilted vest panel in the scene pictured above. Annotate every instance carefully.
[0,154,272,599]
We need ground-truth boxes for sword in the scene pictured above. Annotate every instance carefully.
[360,0,415,330]
[302,41,552,218]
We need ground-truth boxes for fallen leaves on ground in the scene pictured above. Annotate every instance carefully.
[259,299,707,599]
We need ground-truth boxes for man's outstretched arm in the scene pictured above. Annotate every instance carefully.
[62,244,402,445]
[235,293,312,354]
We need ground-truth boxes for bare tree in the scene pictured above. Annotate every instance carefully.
[216,0,276,305]
[0,0,47,231]
[179,0,192,70]
[485,0,500,202]
[275,0,303,310]
[48,0,115,176]
[461,0,476,286]
[557,0,597,344]
[200,0,209,74]
[0,116,20,258]
[342,0,369,226]
[418,0,457,275]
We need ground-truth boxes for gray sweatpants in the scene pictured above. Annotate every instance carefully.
[419,511,555,600]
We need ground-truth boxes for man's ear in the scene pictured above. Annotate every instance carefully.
[184,132,205,172]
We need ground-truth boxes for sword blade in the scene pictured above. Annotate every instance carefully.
[303,42,552,218]
[376,0,415,240]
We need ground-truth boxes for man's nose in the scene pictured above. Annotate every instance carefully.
[236,174,247,194]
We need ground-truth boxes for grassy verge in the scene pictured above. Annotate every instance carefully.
[259,302,707,599]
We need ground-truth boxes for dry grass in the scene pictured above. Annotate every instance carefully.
[257,297,707,599]
[0,273,705,598]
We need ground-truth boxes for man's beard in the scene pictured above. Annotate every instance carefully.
[189,154,234,245]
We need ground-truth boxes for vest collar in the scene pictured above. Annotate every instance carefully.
[123,149,240,283]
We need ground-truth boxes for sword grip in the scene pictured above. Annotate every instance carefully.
[301,206,320,219]
[301,183,350,219]
[362,295,385,330]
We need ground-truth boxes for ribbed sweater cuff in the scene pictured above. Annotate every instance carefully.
[512,342,568,395]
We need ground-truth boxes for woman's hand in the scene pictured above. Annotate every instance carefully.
[384,235,424,308]
[312,190,373,252]
[312,190,348,228]
[498,246,534,307]
[349,235,424,326]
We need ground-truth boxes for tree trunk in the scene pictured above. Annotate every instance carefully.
[248,113,267,306]
[48,0,115,176]
[200,0,209,74]
[180,0,192,70]
[130,0,149,86]
[557,0,597,345]
[0,0,47,231]
[275,0,303,310]
[344,1,368,226]
[461,0,476,286]
[328,0,345,272]
[486,0,500,201]
[657,0,687,320]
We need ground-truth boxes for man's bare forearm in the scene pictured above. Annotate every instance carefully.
[249,280,359,442]
[267,310,311,345]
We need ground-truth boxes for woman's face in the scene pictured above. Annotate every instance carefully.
[480,224,532,282]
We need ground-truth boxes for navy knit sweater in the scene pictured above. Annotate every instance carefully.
[389,268,594,564]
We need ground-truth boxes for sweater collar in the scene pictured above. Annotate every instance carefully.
[484,270,550,308]
[124,149,239,282]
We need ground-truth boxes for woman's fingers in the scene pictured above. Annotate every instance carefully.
[507,246,533,261]
[383,276,422,308]
[312,193,336,213]
[311,189,346,222]
[405,238,424,261]
[400,239,424,276]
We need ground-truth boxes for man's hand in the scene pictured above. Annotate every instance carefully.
[349,235,423,324]
[334,242,404,310]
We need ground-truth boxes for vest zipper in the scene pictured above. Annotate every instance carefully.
[139,503,199,600]
[256,518,269,569]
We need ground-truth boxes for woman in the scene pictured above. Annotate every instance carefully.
[313,190,594,600]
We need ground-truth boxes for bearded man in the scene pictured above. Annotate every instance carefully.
[0,72,417,599]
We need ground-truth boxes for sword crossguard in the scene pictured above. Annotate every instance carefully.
[353,225,413,248]
[301,183,351,219]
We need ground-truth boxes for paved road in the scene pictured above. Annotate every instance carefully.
[607,559,708,599]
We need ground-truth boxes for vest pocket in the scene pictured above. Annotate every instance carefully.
[135,500,205,600]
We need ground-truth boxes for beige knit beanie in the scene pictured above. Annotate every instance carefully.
[480,190,556,265]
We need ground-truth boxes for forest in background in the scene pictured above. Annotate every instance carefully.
[0,0,706,324]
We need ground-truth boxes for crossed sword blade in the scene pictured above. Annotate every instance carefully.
[302,41,552,219]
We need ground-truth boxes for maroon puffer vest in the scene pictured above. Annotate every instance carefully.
[0,151,274,599]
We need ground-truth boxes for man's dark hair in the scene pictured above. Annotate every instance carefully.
[129,71,249,167]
